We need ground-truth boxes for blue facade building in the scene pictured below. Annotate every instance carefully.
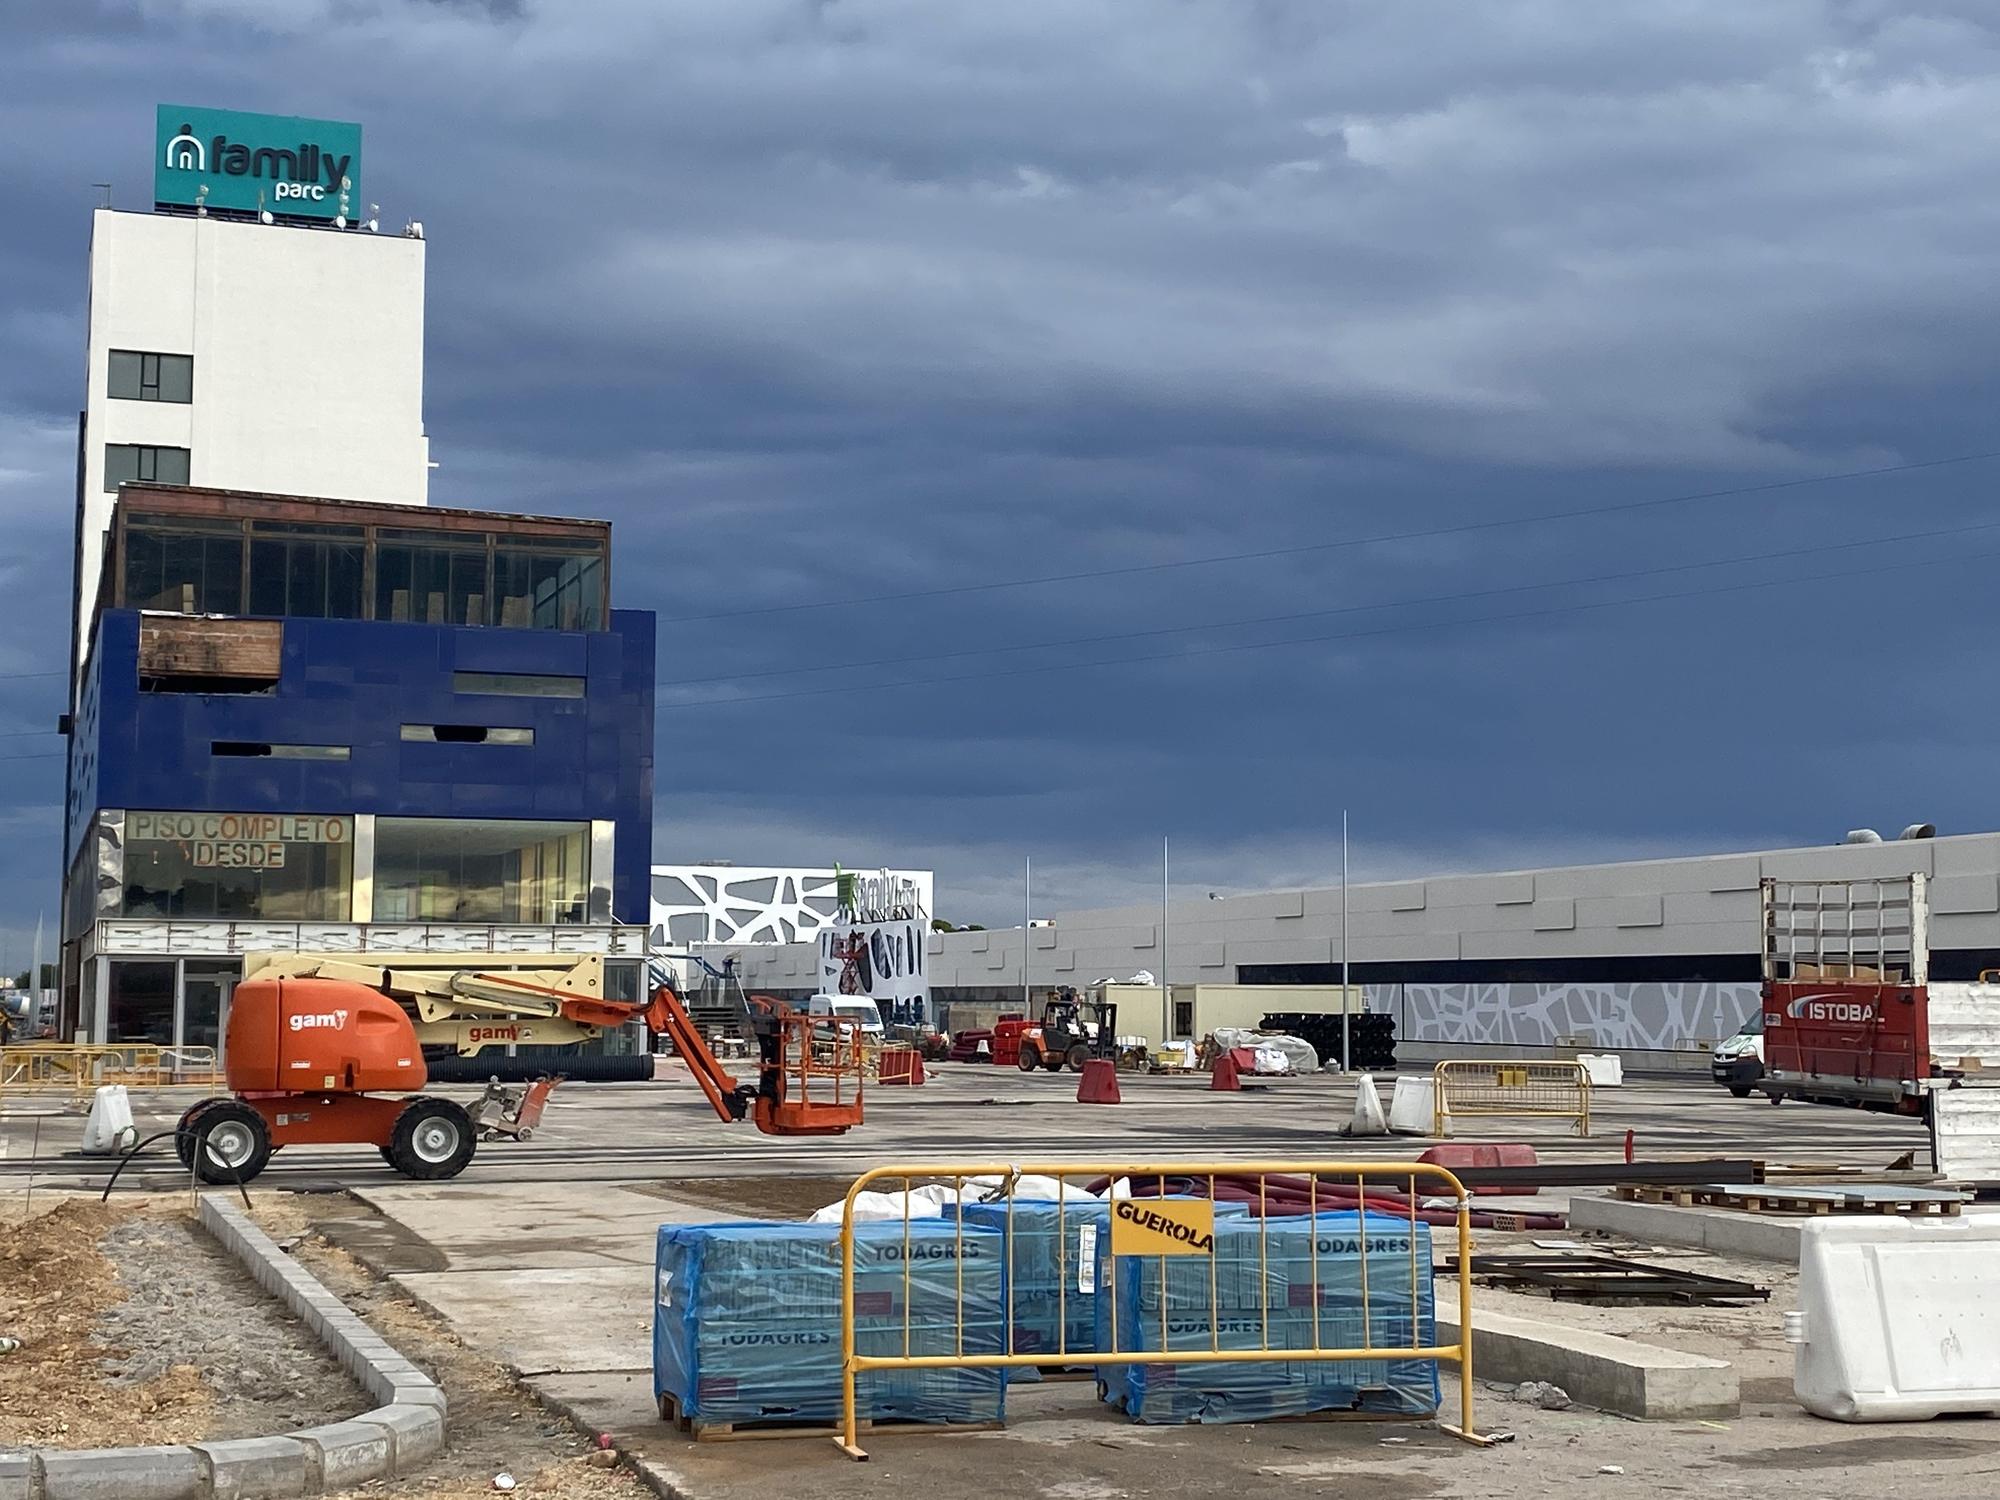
[61,484,655,1050]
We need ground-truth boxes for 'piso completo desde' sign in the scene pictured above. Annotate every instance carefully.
[128,812,348,870]
[155,104,362,221]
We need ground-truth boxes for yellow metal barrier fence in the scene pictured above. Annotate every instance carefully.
[0,1043,222,1102]
[1432,1059,1590,1138]
[835,1160,1488,1460]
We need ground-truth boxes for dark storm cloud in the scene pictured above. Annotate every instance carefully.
[1,2,1998,945]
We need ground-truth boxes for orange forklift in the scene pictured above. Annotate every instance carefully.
[1013,986,1119,1073]
[174,955,864,1184]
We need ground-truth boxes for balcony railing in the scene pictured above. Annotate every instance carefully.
[89,919,649,959]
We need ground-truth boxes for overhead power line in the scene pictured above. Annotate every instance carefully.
[659,449,2000,623]
[660,537,2000,711]
[656,514,2000,689]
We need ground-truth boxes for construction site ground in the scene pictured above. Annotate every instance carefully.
[4,1068,1995,1498]
[0,1200,365,1450]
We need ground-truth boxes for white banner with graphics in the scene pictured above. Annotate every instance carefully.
[818,871,929,1026]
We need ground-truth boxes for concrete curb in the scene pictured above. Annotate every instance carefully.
[1437,1293,1739,1420]
[0,1198,448,1500]
[1567,1193,1803,1261]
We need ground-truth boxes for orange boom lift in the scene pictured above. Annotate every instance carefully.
[174,956,864,1184]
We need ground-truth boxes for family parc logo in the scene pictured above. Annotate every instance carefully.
[154,104,362,221]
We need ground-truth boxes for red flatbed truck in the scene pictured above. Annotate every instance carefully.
[1760,873,2000,1180]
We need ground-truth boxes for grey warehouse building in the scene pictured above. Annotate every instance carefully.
[712,830,2000,1067]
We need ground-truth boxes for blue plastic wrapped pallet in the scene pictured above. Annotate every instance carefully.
[653,1220,1006,1431]
[953,1198,1248,1373]
[1096,1210,1439,1424]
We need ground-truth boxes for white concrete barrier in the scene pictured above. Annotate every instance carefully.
[1792,1216,2000,1421]
[1349,1075,1388,1136]
[80,1084,137,1155]
[1387,1075,1434,1135]
[1576,1053,1624,1087]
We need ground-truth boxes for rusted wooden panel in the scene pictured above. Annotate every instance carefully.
[117,483,609,540]
[138,616,283,679]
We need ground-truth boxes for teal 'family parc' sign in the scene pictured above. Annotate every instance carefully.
[155,104,362,221]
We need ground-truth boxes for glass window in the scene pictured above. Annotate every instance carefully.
[452,671,585,698]
[181,962,238,1055]
[248,522,364,619]
[104,444,192,493]
[399,724,533,745]
[107,960,177,1045]
[212,741,350,760]
[120,811,353,921]
[123,513,242,613]
[372,818,588,925]
[493,538,605,630]
[376,529,490,626]
[109,350,193,403]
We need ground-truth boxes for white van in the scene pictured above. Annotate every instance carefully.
[807,993,885,1039]
[1711,1011,1765,1098]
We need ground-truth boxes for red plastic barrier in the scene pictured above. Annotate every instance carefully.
[1417,1143,1541,1196]
[1211,1052,1241,1091]
[991,1018,1032,1068]
[877,1047,926,1086]
[1076,1058,1121,1104]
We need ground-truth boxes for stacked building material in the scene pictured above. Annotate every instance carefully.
[954,1198,1248,1375]
[1097,1210,1439,1424]
[1261,1011,1397,1071]
[653,1220,1006,1429]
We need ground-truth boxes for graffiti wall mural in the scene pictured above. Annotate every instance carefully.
[1367,982,1762,1051]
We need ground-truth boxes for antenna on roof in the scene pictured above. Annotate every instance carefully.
[92,183,112,208]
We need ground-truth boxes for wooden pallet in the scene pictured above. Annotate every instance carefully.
[656,1392,1003,1443]
[1613,1184,1962,1217]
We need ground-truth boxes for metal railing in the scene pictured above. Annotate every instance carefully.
[0,1043,221,1102]
[833,1160,1488,1459]
[1432,1059,1590,1137]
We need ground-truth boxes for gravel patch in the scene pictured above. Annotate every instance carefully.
[97,1214,368,1438]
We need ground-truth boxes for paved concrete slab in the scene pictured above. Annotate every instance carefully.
[349,1183,710,1270]
[394,1265,653,1375]
[1,1071,1938,1195]
[329,1176,2000,1500]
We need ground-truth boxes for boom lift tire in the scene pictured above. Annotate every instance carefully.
[1017,1045,1040,1072]
[174,1098,221,1169]
[192,1100,273,1185]
[1064,1042,1090,1072]
[386,1097,477,1180]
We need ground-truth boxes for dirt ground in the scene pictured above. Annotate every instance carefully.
[0,1199,364,1449]
[649,1175,857,1221]
[0,1193,658,1500]
[99,1215,368,1434]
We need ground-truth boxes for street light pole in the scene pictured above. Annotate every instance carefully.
[1023,855,1031,1014]
[1161,836,1171,1045]
[1341,809,1351,1074]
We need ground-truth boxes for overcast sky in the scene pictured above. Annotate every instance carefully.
[3,1,1999,952]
